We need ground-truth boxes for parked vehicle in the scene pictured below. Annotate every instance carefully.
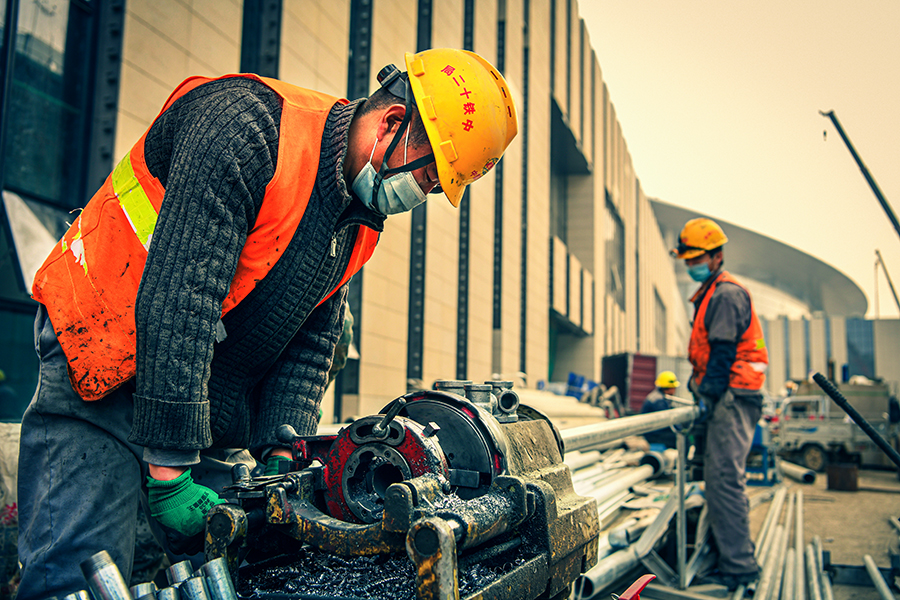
[775,389,898,471]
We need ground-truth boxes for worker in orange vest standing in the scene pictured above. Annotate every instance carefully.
[671,218,768,591]
[17,48,517,600]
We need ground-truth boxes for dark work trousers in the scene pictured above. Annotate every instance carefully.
[16,306,255,600]
[703,389,762,575]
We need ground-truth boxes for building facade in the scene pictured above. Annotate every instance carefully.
[22,0,882,424]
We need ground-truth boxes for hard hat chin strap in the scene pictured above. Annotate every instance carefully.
[372,80,435,199]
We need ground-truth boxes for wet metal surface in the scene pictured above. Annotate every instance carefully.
[238,547,529,600]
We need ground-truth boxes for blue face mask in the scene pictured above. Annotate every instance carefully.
[687,263,712,282]
[352,132,426,216]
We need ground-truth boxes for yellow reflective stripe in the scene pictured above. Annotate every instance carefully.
[112,153,158,249]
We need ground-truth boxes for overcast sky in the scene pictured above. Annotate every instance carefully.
[580,1,900,318]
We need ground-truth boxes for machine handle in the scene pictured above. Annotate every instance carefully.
[372,399,407,439]
[276,424,299,445]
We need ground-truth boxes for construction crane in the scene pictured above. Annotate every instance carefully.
[874,249,900,316]
[820,110,900,242]
[821,110,900,316]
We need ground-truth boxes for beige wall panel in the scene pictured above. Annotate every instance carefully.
[119,11,190,110]
[552,237,567,314]
[551,0,567,117]
[118,0,242,156]
[115,64,172,159]
[553,333,594,384]
[788,318,806,381]
[809,316,828,377]
[490,1,525,380]
[186,7,241,75]
[622,153,637,351]
[582,270,593,335]
[569,14,583,147]
[192,0,243,41]
[763,317,787,396]
[874,319,900,392]
[113,113,150,162]
[359,212,412,412]
[281,0,349,97]
[520,0,550,386]
[829,316,847,374]
[465,2,500,383]
[568,254,582,327]
[371,0,416,85]
[474,2,499,64]
[466,179,498,383]
[420,0,463,385]
[590,61,606,373]
[433,0,464,47]
[581,34,594,165]
[567,174,595,274]
[422,199,461,385]
[357,0,416,409]
[635,191,684,355]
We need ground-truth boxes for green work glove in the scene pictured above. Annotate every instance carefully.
[265,454,290,476]
[146,469,225,537]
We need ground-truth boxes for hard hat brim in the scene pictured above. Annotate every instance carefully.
[671,247,707,260]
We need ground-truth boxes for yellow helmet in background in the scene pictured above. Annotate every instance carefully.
[671,218,728,259]
[405,48,518,207]
[655,371,680,389]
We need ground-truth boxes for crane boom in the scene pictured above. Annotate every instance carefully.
[820,110,900,242]
[875,249,900,315]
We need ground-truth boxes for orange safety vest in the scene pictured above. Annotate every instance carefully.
[688,271,768,391]
[32,74,378,401]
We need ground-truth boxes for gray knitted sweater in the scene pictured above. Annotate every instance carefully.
[127,77,383,464]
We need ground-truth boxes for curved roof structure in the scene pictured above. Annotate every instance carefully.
[651,199,868,317]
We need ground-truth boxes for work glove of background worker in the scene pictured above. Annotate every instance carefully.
[264,454,290,476]
[147,468,226,539]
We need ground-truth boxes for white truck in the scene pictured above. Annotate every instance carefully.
[775,386,899,471]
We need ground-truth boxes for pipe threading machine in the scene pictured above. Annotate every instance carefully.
[204,380,600,600]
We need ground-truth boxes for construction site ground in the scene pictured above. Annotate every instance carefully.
[748,469,900,600]
[517,389,900,599]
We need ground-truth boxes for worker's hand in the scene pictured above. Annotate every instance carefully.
[147,468,225,538]
[265,454,290,476]
[695,395,711,424]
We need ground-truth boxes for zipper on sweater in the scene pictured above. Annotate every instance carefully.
[330,235,337,257]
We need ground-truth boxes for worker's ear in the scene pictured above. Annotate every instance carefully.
[378,104,407,137]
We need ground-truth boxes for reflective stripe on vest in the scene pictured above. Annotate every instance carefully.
[112,152,157,250]
[688,271,768,391]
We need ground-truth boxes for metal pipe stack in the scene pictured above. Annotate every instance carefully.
[73,554,238,600]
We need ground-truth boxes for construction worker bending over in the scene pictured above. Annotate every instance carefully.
[640,371,680,450]
[671,218,768,591]
[18,48,517,600]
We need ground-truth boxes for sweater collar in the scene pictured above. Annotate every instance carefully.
[318,99,386,233]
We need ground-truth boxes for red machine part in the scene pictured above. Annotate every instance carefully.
[613,574,656,600]
[292,415,449,523]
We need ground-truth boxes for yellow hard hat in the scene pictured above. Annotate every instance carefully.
[655,371,680,388]
[405,48,518,207]
[671,218,728,259]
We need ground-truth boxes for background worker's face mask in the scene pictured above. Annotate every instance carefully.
[352,126,427,216]
[687,262,712,282]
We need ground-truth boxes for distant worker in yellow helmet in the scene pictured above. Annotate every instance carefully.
[640,371,680,449]
[18,48,517,599]
[671,217,768,590]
